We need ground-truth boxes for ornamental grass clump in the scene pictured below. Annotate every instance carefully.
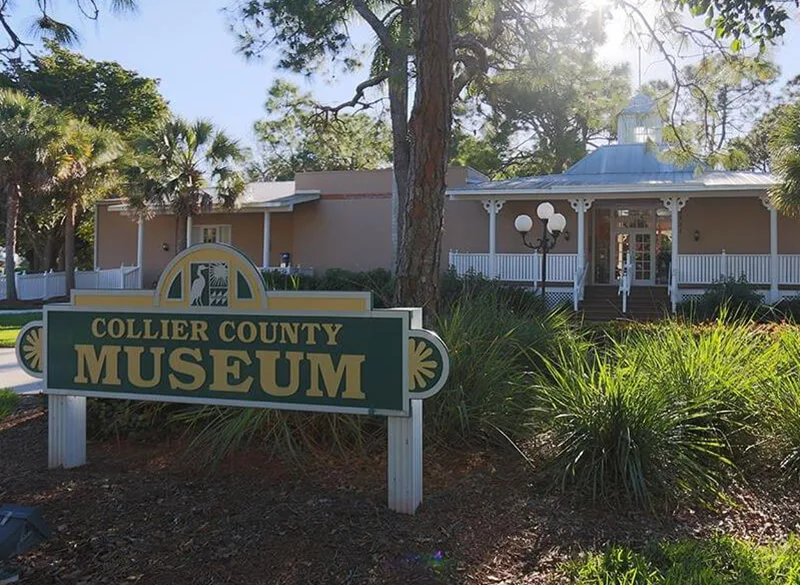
[533,316,777,509]
[426,288,575,444]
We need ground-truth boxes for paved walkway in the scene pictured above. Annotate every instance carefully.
[0,348,42,394]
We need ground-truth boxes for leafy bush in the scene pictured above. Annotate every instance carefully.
[567,535,800,585]
[426,287,572,443]
[262,268,394,307]
[678,276,763,322]
[532,318,778,508]
[87,399,184,440]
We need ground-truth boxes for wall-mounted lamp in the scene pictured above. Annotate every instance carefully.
[162,242,170,252]
[693,229,700,242]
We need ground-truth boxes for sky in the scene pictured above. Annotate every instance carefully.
[9,0,800,149]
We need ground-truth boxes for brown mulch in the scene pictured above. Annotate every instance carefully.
[3,401,800,585]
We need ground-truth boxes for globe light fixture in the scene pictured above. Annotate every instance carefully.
[536,201,555,221]
[514,214,534,234]
[514,201,567,300]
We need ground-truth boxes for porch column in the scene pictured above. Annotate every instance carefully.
[186,216,193,249]
[262,211,271,269]
[661,196,688,312]
[761,195,779,303]
[136,216,144,288]
[483,200,504,279]
[569,197,595,278]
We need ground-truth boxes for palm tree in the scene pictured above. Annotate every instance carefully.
[130,118,246,252]
[53,119,124,293]
[0,89,63,302]
[770,102,800,214]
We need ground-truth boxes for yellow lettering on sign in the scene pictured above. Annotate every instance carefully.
[189,320,209,342]
[321,323,343,346]
[219,321,235,343]
[172,320,189,341]
[168,348,205,391]
[254,350,303,397]
[209,349,252,393]
[306,353,366,400]
[124,346,165,388]
[279,322,299,344]
[300,323,321,345]
[91,318,106,338]
[74,344,121,385]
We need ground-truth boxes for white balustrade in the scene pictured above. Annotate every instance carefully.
[677,254,771,285]
[448,252,577,283]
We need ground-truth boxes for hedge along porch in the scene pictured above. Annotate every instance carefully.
[447,94,797,313]
[16,243,450,515]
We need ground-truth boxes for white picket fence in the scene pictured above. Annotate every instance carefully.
[448,252,578,283]
[0,266,141,301]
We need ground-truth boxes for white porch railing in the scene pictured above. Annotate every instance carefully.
[677,252,771,285]
[0,265,141,301]
[449,252,578,284]
[618,251,633,314]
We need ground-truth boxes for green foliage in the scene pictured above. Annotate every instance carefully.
[7,42,169,136]
[127,117,246,250]
[87,399,182,440]
[678,277,764,322]
[0,389,19,420]
[427,287,572,444]
[263,268,395,307]
[249,80,391,181]
[770,102,800,214]
[533,318,779,508]
[567,535,800,584]
[673,0,795,52]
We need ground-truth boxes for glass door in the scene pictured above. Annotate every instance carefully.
[612,209,656,286]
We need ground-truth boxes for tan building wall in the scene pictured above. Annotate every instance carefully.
[680,197,771,254]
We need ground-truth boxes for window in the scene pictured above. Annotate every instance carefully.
[190,224,231,246]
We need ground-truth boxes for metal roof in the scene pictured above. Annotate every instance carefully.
[448,143,775,196]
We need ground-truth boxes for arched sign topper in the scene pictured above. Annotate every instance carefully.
[17,243,449,514]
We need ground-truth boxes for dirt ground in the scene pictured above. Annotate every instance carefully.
[3,400,800,585]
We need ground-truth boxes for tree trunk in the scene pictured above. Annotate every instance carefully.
[389,9,412,273]
[64,200,76,294]
[4,184,20,303]
[176,214,187,253]
[395,0,454,317]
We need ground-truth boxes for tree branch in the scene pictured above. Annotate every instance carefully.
[352,0,392,49]
[316,71,391,116]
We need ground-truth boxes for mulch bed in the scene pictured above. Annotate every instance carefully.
[3,400,800,585]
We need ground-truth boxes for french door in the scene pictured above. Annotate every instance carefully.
[615,230,654,285]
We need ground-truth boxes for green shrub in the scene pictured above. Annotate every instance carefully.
[566,535,800,585]
[426,288,572,443]
[0,388,19,420]
[262,268,395,307]
[678,277,763,322]
[87,399,184,440]
[532,318,778,508]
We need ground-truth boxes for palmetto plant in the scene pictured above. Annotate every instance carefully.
[0,89,64,301]
[53,119,125,293]
[129,118,246,251]
[770,102,800,214]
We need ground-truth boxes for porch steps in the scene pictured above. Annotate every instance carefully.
[579,286,671,322]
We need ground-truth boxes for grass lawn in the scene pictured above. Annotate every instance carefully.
[0,312,41,348]
[0,388,19,420]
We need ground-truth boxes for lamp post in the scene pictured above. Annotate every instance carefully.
[515,202,567,300]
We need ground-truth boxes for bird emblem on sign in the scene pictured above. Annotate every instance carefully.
[189,262,229,307]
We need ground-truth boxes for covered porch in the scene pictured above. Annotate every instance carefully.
[447,193,800,311]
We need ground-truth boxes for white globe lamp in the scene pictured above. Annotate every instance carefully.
[547,212,567,234]
[536,201,555,220]
[514,214,534,234]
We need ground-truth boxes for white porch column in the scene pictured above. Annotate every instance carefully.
[136,216,144,288]
[262,211,271,269]
[661,196,688,312]
[762,195,779,303]
[186,215,193,249]
[569,197,595,277]
[483,200,504,279]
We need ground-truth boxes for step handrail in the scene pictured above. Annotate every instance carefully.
[617,251,633,314]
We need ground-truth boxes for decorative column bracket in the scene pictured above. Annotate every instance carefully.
[569,197,594,213]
